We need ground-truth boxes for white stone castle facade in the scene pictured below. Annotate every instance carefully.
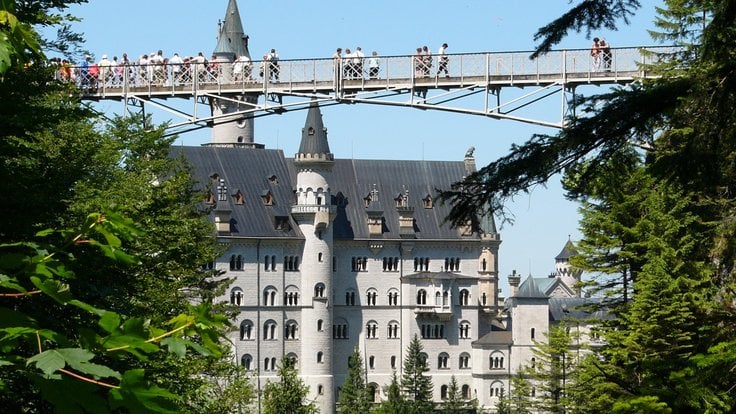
[179,2,602,413]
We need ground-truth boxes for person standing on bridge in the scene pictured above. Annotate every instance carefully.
[590,37,601,71]
[332,48,343,82]
[368,51,380,79]
[268,49,280,82]
[414,47,425,78]
[437,43,449,77]
[422,45,432,77]
[599,38,612,71]
[355,47,365,79]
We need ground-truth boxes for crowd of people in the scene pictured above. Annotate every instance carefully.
[50,48,283,89]
[51,43,455,89]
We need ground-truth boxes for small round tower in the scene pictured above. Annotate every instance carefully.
[555,238,583,296]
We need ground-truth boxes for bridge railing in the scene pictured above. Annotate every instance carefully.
[62,46,676,97]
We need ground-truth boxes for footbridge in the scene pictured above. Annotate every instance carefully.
[74,46,674,135]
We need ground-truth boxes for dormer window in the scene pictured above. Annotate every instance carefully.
[363,194,372,208]
[268,174,279,185]
[274,216,289,230]
[261,190,274,206]
[232,190,245,205]
[395,193,408,208]
[308,127,315,136]
[422,194,433,209]
[205,191,215,204]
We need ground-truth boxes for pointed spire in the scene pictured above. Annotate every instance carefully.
[516,276,547,298]
[555,238,578,261]
[298,102,332,156]
[213,0,250,60]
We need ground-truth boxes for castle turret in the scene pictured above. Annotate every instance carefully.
[208,0,259,148]
[555,238,583,296]
[292,102,335,414]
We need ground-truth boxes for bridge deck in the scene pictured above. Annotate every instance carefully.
[74,47,669,100]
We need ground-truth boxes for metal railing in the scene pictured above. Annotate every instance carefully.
[60,46,676,98]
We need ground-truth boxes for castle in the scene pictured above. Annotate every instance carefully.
[176,2,601,412]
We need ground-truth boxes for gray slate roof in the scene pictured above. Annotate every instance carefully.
[298,103,331,155]
[515,275,547,298]
[555,239,578,260]
[548,297,612,321]
[176,146,476,240]
[473,331,513,346]
[213,0,250,59]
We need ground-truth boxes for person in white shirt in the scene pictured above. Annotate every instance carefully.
[437,43,449,77]
[354,47,365,79]
[169,52,184,84]
[98,54,111,86]
[368,51,380,79]
[233,54,252,81]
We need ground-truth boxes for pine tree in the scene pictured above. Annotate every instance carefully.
[524,324,575,414]
[376,370,409,414]
[443,375,464,414]
[262,357,318,414]
[401,334,434,414]
[339,346,372,414]
[503,372,533,414]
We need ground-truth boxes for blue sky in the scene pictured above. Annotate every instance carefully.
[60,0,663,293]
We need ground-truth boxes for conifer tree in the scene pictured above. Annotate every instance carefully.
[443,375,464,414]
[376,370,409,414]
[400,334,434,413]
[503,372,533,414]
[262,357,318,414]
[339,346,372,414]
[525,324,575,414]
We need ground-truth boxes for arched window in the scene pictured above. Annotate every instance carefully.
[285,285,299,306]
[459,289,470,306]
[368,355,375,369]
[387,321,400,339]
[417,289,427,305]
[459,321,471,339]
[241,354,252,370]
[490,352,505,369]
[287,353,299,369]
[366,288,378,306]
[441,384,449,400]
[314,283,325,298]
[459,352,470,369]
[240,319,254,340]
[368,383,380,403]
[263,320,277,340]
[317,319,324,332]
[462,384,471,400]
[333,318,348,339]
[531,327,536,340]
[264,255,270,271]
[438,352,449,369]
[442,290,449,306]
[391,355,397,369]
[366,321,378,339]
[317,351,324,364]
[345,290,356,306]
[230,288,243,306]
[270,255,276,271]
[285,320,299,340]
[435,291,442,306]
[388,289,399,306]
[263,286,278,306]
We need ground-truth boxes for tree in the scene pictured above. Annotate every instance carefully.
[339,346,372,414]
[443,375,464,414]
[523,324,576,414]
[438,1,736,412]
[375,370,409,414]
[500,372,533,414]
[400,334,434,414]
[262,356,318,414]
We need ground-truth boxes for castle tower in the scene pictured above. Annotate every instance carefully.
[555,238,583,296]
[208,0,260,147]
[292,102,336,414]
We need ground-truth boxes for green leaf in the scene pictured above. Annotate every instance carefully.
[0,307,36,328]
[27,349,66,377]
[160,337,187,358]
[30,276,73,304]
[98,311,121,334]
[109,369,180,414]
